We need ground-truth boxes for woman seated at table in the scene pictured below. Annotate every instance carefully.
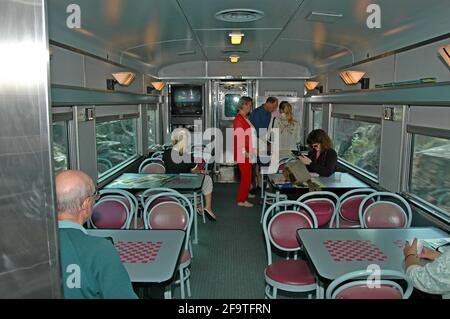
[403,239,450,299]
[162,129,217,221]
[297,129,337,177]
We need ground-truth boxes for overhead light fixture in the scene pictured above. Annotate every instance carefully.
[229,55,240,63]
[304,81,319,90]
[229,32,244,45]
[438,44,450,67]
[106,72,136,90]
[112,72,135,86]
[339,70,366,85]
[151,81,166,91]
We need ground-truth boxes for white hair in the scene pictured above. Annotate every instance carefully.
[56,179,94,214]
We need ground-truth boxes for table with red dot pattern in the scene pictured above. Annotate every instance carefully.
[323,240,388,262]
[87,229,185,283]
[297,228,448,280]
[115,241,163,264]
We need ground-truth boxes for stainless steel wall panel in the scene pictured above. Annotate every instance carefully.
[0,0,61,298]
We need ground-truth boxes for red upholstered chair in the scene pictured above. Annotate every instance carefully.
[140,187,180,209]
[143,192,193,299]
[325,269,413,299]
[359,192,412,228]
[330,189,377,228]
[262,200,319,299]
[297,192,340,228]
[95,189,138,229]
[91,198,131,229]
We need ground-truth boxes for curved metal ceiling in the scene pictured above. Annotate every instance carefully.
[47,0,450,77]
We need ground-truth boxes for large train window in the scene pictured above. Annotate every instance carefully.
[96,118,138,177]
[332,118,381,177]
[147,105,157,148]
[52,121,70,173]
[409,134,450,215]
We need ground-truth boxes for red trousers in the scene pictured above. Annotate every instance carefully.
[237,163,252,203]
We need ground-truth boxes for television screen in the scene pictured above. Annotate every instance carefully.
[170,85,203,116]
[224,94,241,118]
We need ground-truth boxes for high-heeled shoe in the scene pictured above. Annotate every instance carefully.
[203,208,217,221]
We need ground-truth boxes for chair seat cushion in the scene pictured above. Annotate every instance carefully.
[336,285,402,299]
[178,249,191,265]
[266,260,315,286]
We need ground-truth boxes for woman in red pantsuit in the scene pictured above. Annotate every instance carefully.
[233,96,256,208]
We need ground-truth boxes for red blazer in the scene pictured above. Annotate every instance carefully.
[233,113,253,163]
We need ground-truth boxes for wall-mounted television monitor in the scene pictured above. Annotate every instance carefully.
[170,85,203,116]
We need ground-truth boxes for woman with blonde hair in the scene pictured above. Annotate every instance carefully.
[162,128,217,220]
[268,101,300,158]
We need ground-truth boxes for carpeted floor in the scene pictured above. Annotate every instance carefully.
[171,182,268,299]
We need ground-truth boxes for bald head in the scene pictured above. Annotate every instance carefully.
[56,170,95,215]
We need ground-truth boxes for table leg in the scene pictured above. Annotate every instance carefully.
[193,191,198,244]
[261,172,265,200]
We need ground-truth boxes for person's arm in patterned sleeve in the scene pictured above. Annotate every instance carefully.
[404,239,450,296]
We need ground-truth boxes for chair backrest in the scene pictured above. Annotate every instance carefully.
[326,269,413,299]
[336,189,377,225]
[143,192,193,250]
[359,192,412,228]
[139,161,166,174]
[150,151,164,159]
[297,192,340,227]
[263,200,318,265]
[91,198,131,229]
[140,187,180,208]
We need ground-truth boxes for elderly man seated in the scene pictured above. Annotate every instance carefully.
[56,170,138,299]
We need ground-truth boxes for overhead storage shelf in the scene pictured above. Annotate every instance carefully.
[305,82,450,106]
[51,85,161,106]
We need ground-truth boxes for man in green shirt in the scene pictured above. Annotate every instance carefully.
[56,170,138,299]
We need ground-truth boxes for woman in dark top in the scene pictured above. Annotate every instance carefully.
[297,129,337,177]
[162,129,216,220]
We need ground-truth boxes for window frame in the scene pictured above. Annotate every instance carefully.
[95,115,140,182]
[147,104,159,150]
[403,128,450,221]
[331,115,382,180]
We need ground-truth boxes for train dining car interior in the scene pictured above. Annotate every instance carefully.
[1,0,450,304]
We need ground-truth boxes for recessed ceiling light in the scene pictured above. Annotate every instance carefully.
[229,55,240,63]
[229,31,244,45]
[215,9,265,23]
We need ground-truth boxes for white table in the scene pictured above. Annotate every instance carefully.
[297,227,448,280]
[87,229,185,283]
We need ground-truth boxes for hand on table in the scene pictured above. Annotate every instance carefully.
[309,172,319,178]
[403,238,418,257]
[418,246,441,260]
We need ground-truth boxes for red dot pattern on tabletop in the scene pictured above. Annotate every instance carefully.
[323,240,388,262]
[115,241,163,264]
[393,240,405,249]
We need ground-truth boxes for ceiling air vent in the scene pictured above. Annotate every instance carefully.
[215,9,265,23]
[306,11,343,23]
